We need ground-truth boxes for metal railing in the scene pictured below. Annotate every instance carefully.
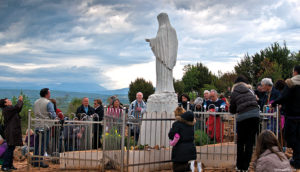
[26,104,279,171]
[27,110,103,170]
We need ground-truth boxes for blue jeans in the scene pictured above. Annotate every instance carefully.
[267,116,278,133]
[33,128,49,166]
[21,146,34,156]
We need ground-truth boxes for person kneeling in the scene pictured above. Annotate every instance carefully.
[253,130,291,172]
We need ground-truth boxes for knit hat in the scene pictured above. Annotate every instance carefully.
[194,97,203,105]
[181,111,194,122]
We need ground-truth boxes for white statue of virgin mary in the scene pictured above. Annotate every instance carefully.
[146,13,178,93]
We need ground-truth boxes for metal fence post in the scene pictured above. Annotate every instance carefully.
[120,107,126,172]
[102,114,106,172]
[276,105,279,138]
[27,109,32,170]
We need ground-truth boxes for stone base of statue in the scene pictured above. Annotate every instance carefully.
[140,92,178,147]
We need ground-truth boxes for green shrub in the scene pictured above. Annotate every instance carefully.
[104,129,122,150]
[125,136,135,147]
[104,133,121,150]
[194,129,213,146]
[67,98,82,115]
[128,78,154,103]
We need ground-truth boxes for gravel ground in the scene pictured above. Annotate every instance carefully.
[9,147,296,171]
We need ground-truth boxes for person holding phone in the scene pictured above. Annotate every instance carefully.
[0,95,23,171]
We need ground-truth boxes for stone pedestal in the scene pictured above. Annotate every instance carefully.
[140,93,178,147]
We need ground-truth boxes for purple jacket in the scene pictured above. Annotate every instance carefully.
[0,142,7,157]
[25,135,34,147]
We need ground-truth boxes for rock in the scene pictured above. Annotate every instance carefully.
[13,147,26,161]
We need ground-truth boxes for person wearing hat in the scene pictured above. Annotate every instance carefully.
[168,107,196,172]
[230,75,260,171]
[193,97,203,112]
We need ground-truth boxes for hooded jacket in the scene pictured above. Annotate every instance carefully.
[168,111,196,162]
[230,82,259,121]
[272,75,300,117]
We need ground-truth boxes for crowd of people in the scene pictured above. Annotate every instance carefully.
[169,66,300,171]
[0,66,299,171]
[0,89,147,170]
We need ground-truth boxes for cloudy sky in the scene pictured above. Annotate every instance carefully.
[0,0,300,91]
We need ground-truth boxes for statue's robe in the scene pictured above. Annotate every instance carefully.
[149,14,178,93]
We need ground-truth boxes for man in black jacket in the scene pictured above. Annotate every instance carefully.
[93,99,104,148]
[260,78,280,111]
[75,97,95,150]
[76,97,95,119]
[272,66,300,169]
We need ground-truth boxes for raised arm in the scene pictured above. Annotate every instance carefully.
[15,98,24,113]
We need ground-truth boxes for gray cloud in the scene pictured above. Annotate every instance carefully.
[0,0,299,90]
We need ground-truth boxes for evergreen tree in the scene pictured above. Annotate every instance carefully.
[173,79,185,96]
[67,97,82,116]
[128,78,155,103]
[182,63,214,93]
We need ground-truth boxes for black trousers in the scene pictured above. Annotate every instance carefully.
[236,117,259,170]
[93,123,102,149]
[2,145,15,168]
[173,162,190,172]
[284,118,300,168]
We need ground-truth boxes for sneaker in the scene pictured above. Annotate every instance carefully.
[197,162,202,172]
[1,167,10,171]
[190,161,195,172]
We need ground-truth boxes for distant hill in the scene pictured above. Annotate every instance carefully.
[99,88,129,95]
[0,88,129,113]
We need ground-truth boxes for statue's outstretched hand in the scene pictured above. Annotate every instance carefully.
[145,39,150,42]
